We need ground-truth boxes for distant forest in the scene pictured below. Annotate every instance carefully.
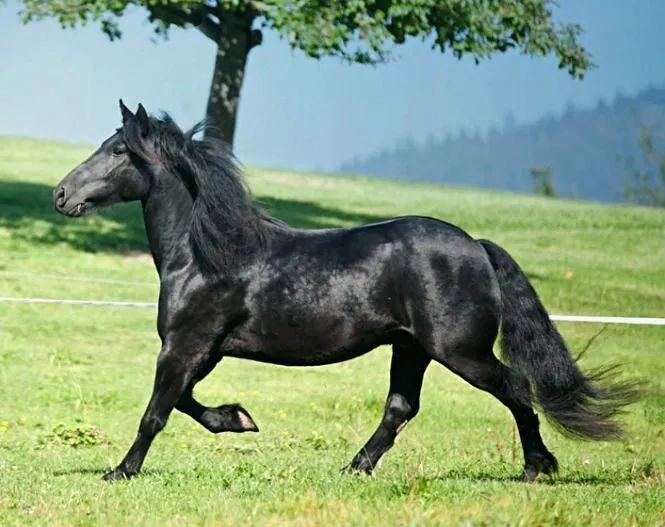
[340,86,665,202]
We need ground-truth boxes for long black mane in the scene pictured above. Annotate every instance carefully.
[128,115,285,275]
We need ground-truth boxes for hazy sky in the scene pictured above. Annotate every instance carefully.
[1,0,664,171]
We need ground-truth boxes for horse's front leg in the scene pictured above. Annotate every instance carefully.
[176,390,259,433]
[103,343,200,481]
[174,353,259,433]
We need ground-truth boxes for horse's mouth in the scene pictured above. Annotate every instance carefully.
[64,194,110,217]
[65,202,90,217]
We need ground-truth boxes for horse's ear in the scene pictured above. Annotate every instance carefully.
[119,99,134,124]
[135,103,150,137]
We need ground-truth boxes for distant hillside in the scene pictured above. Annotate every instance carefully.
[341,86,665,202]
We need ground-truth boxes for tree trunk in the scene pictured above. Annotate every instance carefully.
[204,10,260,146]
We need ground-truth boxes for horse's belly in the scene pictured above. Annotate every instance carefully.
[222,314,394,366]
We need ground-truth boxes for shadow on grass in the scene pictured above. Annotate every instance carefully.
[51,467,110,477]
[0,181,387,255]
[51,467,169,478]
[257,196,386,229]
[388,467,651,491]
[52,465,647,487]
[0,181,147,254]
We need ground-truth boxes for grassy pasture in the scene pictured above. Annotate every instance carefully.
[0,136,663,526]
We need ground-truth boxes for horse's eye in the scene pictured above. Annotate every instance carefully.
[112,144,127,156]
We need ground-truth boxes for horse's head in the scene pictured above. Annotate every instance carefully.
[54,100,155,217]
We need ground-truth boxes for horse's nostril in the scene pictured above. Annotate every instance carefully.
[55,186,66,207]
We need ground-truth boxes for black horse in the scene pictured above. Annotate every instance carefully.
[53,101,636,482]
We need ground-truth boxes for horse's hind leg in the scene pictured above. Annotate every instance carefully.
[345,344,430,474]
[431,342,557,482]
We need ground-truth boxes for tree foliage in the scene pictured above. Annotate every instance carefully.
[18,0,592,77]
[15,0,592,146]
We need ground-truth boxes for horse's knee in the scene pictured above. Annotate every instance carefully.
[383,394,417,431]
[139,413,167,437]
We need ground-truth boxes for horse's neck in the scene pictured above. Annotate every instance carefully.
[142,174,194,277]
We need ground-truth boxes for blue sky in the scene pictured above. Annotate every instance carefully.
[1,0,664,171]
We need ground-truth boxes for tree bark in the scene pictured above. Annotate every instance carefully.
[204,10,260,146]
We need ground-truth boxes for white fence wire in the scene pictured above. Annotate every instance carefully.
[1,296,664,325]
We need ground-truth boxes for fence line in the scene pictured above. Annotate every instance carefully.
[0,297,157,308]
[0,271,156,287]
[1,296,664,325]
[550,314,665,326]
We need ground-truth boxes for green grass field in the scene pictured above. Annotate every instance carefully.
[0,136,663,526]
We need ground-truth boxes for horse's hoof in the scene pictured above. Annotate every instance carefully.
[102,468,133,481]
[521,451,559,482]
[340,461,373,476]
[521,466,539,483]
[235,407,259,432]
[203,405,259,433]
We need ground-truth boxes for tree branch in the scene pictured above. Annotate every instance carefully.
[148,4,221,42]
[196,14,222,41]
[250,28,262,48]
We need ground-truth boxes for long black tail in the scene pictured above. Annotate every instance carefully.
[479,239,639,440]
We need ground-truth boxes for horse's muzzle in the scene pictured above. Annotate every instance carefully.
[53,185,67,212]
